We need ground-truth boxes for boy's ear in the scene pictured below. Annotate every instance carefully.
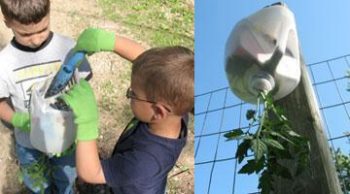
[4,19,10,28]
[151,104,169,121]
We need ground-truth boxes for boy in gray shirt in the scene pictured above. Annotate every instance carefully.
[0,0,91,193]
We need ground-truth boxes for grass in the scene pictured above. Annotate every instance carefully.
[97,0,194,48]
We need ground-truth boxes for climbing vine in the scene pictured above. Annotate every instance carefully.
[224,92,310,194]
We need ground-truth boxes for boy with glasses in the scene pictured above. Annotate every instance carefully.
[60,28,194,194]
[126,87,172,113]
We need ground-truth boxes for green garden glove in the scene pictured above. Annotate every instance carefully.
[60,79,99,141]
[74,28,115,54]
[11,112,30,132]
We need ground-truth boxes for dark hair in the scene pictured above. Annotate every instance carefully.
[0,0,50,24]
[132,46,194,115]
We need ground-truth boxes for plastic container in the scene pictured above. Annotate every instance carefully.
[225,3,301,104]
[29,76,76,154]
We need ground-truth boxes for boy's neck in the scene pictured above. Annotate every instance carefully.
[148,116,182,139]
[11,31,53,52]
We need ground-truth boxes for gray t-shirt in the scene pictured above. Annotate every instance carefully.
[0,32,91,149]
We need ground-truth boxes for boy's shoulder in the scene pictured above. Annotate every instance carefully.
[51,32,75,47]
[0,41,19,61]
[52,32,74,42]
[123,116,188,138]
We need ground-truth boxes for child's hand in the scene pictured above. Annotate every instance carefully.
[60,79,99,141]
[11,112,31,132]
[73,28,115,54]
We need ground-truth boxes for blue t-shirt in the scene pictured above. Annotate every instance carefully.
[101,117,188,194]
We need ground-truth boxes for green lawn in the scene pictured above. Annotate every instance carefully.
[97,0,194,48]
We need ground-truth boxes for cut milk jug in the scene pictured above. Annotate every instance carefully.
[225,3,301,103]
[29,76,76,154]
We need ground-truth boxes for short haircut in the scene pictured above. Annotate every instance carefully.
[132,46,194,115]
[0,0,50,24]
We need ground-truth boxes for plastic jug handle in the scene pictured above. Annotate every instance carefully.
[262,47,283,73]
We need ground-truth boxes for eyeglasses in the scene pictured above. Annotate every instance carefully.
[126,87,172,112]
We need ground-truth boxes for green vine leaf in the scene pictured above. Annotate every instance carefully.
[235,139,251,163]
[288,130,301,137]
[275,163,293,179]
[238,159,259,174]
[251,138,267,161]
[268,131,296,146]
[21,156,50,193]
[333,147,350,192]
[224,128,244,140]
[258,170,273,194]
[254,157,265,174]
[246,109,256,120]
[262,138,285,150]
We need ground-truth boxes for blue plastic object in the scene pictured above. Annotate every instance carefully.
[45,52,85,98]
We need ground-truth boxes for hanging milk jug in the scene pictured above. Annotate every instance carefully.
[225,3,301,104]
[29,75,76,154]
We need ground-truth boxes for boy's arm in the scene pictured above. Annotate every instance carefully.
[76,140,106,183]
[0,98,15,122]
[0,98,30,132]
[74,28,145,61]
[114,35,145,61]
[60,79,106,183]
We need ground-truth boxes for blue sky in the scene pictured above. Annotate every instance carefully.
[195,1,350,193]
[195,0,350,94]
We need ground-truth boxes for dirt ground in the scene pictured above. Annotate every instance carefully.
[0,0,194,193]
